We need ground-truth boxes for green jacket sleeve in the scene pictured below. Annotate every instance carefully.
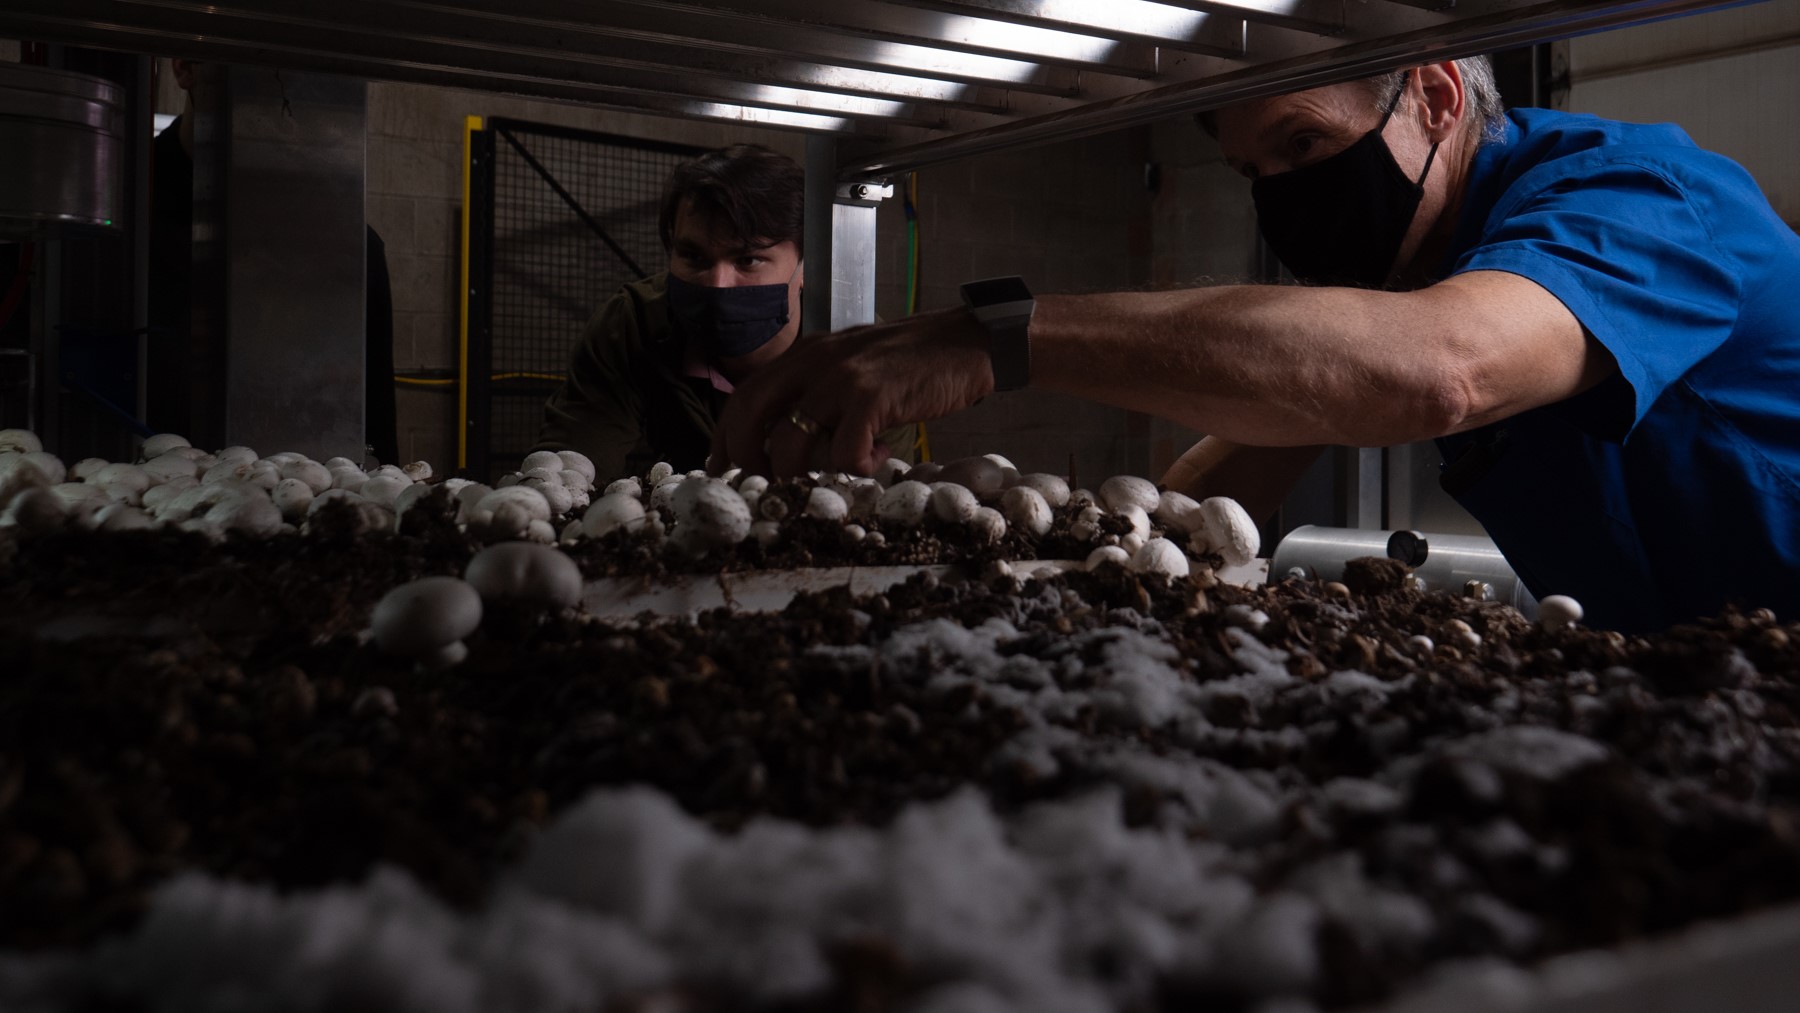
[534,294,645,484]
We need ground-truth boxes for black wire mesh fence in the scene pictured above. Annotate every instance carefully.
[468,119,704,481]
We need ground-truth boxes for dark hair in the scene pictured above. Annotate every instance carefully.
[658,143,805,256]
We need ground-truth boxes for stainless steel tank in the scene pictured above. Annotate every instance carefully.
[0,62,125,239]
[1271,524,1539,618]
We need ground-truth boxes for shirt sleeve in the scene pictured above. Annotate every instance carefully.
[1450,157,1744,441]
[534,298,645,484]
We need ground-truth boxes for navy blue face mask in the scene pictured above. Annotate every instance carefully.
[664,270,796,360]
[1250,75,1439,289]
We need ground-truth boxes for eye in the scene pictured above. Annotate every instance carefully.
[736,255,768,271]
[1289,132,1322,161]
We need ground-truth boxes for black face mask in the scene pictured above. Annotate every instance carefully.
[664,269,796,360]
[1250,77,1439,288]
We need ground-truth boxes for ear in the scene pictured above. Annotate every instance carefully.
[1414,62,1466,143]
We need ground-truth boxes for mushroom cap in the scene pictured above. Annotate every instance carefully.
[520,450,565,475]
[523,476,575,516]
[877,480,932,526]
[982,453,1017,471]
[844,479,882,519]
[1085,545,1131,571]
[1537,594,1584,630]
[1099,475,1160,514]
[648,477,686,513]
[281,460,334,494]
[205,492,284,538]
[272,478,316,520]
[1,487,66,533]
[930,483,980,524]
[70,457,109,482]
[1116,504,1152,541]
[1155,490,1205,534]
[647,461,675,484]
[1014,473,1071,509]
[361,474,411,509]
[556,450,596,482]
[475,485,552,525]
[873,458,911,487]
[0,429,44,455]
[1192,496,1260,567]
[804,487,849,522]
[464,541,584,609]
[372,576,484,657]
[402,460,434,482]
[999,485,1053,537]
[144,453,201,483]
[214,446,259,468]
[1131,537,1191,578]
[141,479,196,512]
[582,492,648,538]
[736,475,769,498]
[330,467,369,493]
[94,503,155,532]
[324,456,358,470]
[971,506,1006,543]
[140,433,191,459]
[936,456,1005,499]
[603,477,642,500]
[670,478,752,549]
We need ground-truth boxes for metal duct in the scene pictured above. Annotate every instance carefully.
[0,62,125,239]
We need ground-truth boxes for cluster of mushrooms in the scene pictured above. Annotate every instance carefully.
[0,428,596,543]
[579,453,1263,582]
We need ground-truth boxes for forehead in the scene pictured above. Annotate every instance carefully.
[1212,83,1371,154]
[670,198,791,257]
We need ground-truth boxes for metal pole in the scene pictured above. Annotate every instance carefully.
[802,134,835,336]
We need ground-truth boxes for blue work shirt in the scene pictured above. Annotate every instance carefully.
[1435,108,1800,632]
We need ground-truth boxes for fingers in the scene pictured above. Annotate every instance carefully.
[714,348,814,476]
[832,396,884,476]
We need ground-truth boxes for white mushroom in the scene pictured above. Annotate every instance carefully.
[202,459,253,486]
[936,457,1006,500]
[140,433,190,459]
[1442,618,1483,650]
[141,478,197,513]
[465,542,583,610]
[50,482,108,509]
[751,519,781,547]
[842,479,882,520]
[560,519,584,545]
[1070,505,1104,542]
[583,492,648,539]
[1131,537,1190,578]
[1085,545,1131,571]
[647,461,675,484]
[0,429,43,455]
[362,474,411,510]
[843,523,867,543]
[930,483,980,524]
[1099,475,1160,514]
[213,446,258,468]
[1116,504,1151,541]
[272,478,315,521]
[982,453,1017,471]
[204,490,284,538]
[737,475,769,498]
[1120,532,1146,556]
[604,477,642,500]
[873,458,912,487]
[324,456,358,470]
[21,452,66,485]
[93,503,155,532]
[453,483,492,525]
[69,457,109,482]
[371,576,483,669]
[877,480,932,527]
[0,487,66,533]
[523,477,574,517]
[1190,496,1260,567]
[1155,490,1205,534]
[281,460,334,494]
[1538,595,1584,632]
[402,460,434,483]
[330,467,369,494]
[804,487,849,522]
[143,453,201,484]
[1013,473,1070,509]
[971,506,1006,543]
[670,478,752,553]
[557,451,596,484]
[1000,486,1053,537]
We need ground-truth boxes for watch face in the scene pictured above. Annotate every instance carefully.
[962,276,1032,307]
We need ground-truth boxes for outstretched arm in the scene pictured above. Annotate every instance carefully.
[713,270,1611,477]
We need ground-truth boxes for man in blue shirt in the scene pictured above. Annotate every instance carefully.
[708,58,1800,632]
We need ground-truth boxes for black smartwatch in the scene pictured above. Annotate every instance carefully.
[960,276,1034,392]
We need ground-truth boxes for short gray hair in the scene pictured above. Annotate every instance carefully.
[1369,56,1506,143]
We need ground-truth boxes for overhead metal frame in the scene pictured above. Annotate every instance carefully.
[0,0,1761,179]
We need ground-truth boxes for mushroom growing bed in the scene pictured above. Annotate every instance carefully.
[3,432,1800,1012]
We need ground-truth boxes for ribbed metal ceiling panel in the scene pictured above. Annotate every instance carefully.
[0,0,1761,177]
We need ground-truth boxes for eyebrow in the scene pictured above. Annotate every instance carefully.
[673,236,770,260]
[1260,109,1322,147]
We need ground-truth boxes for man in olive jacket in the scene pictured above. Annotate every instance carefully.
[535,143,910,482]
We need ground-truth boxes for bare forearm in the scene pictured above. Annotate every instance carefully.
[1162,437,1326,524]
[1029,286,1464,446]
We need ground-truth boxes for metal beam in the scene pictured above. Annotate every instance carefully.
[882,0,1248,57]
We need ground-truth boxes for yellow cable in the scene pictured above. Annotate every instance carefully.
[458,114,482,470]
